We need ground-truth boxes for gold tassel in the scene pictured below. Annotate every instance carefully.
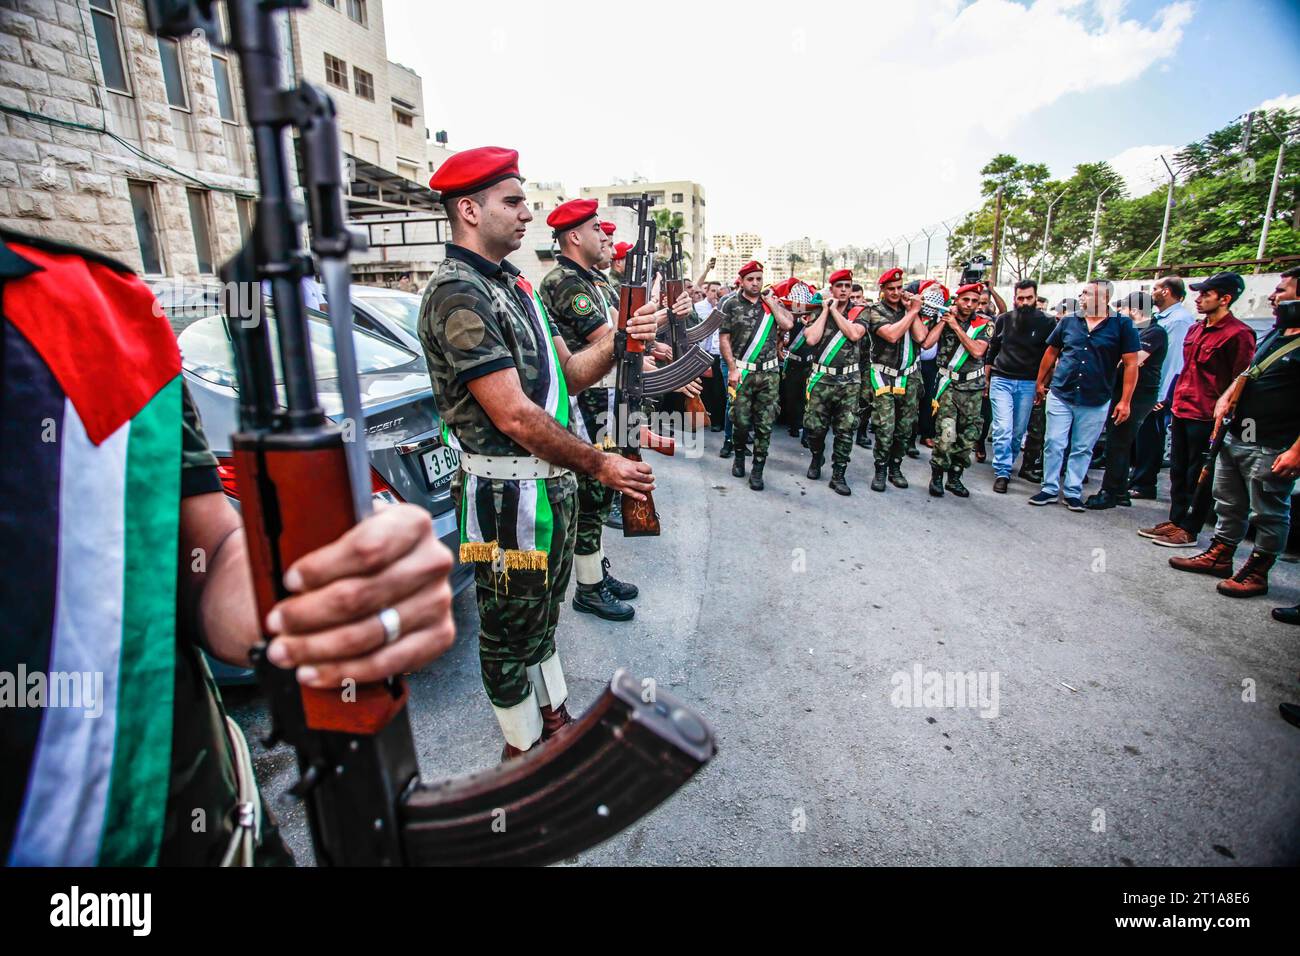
[459,541,500,564]
[504,549,549,572]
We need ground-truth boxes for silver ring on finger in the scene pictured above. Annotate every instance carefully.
[378,606,402,645]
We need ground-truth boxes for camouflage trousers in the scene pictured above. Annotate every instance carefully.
[858,376,875,421]
[804,379,861,469]
[731,368,780,462]
[453,484,577,709]
[870,374,921,465]
[575,389,615,558]
[932,386,985,471]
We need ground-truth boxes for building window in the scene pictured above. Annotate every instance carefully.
[212,53,237,122]
[393,108,413,127]
[157,38,189,109]
[90,0,130,93]
[187,189,215,275]
[236,197,254,245]
[353,67,374,101]
[347,0,368,26]
[319,0,337,7]
[672,193,684,203]
[342,130,355,154]
[128,181,165,275]
[324,53,348,89]
[357,135,380,164]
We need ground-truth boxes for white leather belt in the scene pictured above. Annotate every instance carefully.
[939,367,986,383]
[872,361,920,378]
[736,358,778,373]
[812,362,859,376]
[460,453,570,481]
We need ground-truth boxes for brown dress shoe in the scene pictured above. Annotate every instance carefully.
[1168,538,1236,577]
[541,703,574,740]
[1152,527,1198,548]
[1138,521,1177,539]
[501,742,528,762]
[1216,550,1276,598]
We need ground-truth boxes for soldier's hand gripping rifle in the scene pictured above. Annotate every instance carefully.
[145,0,714,866]
[614,198,720,535]
[659,230,711,429]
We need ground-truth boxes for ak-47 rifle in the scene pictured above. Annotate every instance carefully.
[661,229,710,429]
[613,198,720,536]
[145,0,714,866]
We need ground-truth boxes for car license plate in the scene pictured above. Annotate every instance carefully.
[421,444,460,487]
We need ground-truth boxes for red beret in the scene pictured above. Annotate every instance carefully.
[547,198,599,234]
[612,241,633,261]
[954,283,983,298]
[828,269,852,285]
[430,146,521,200]
[878,268,904,286]
[738,260,763,279]
[599,221,616,236]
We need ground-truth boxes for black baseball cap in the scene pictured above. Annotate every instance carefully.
[1189,272,1245,300]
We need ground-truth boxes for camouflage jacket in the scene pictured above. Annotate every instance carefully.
[592,268,619,310]
[866,299,917,371]
[540,256,612,355]
[418,244,579,496]
[935,313,992,389]
[720,293,778,365]
[808,304,870,385]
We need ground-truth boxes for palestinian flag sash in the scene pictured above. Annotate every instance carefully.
[2,239,181,866]
[453,275,569,573]
[805,306,865,397]
[932,319,991,410]
[781,327,806,373]
[868,305,917,396]
[735,302,775,385]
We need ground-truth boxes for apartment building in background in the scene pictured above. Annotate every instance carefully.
[711,231,764,285]
[0,0,259,278]
[580,178,707,270]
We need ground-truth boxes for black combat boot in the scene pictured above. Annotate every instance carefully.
[604,495,623,530]
[905,437,921,459]
[731,445,747,478]
[856,419,872,449]
[888,459,909,489]
[748,457,766,491]
[829,466,851,496]
[945,468,970,498]
[718,438,733,459]
[601,556,638,601]
[806,436,825,480]
[572,581,635,622]
[929,465,945,497]
[871,463,888,492]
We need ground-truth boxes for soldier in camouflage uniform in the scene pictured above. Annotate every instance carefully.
[719,260,794,490]
[923,283,993,498]
[864,268,927,492]
[420,150,660,760]
[539,208,638,623]
[802,269,869,495]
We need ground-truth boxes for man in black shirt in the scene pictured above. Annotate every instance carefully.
[1169,267,1300,605]
[986,280,1055,493]
[1087,291,1168,509]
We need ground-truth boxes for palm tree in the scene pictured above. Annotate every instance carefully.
[651,208,688,262]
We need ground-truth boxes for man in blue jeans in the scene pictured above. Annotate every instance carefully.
[986,279,1056,493]
[1029,279,1140,511]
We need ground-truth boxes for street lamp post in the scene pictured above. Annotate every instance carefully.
[1038,187,1069,288]
[921,226,935,283]
[1156,155,1177,273]
[1254,113,1290,273]
[942,220,955,288]
[1085,184,1114,284]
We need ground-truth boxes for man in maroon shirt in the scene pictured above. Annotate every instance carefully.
[1139,273,1256,548]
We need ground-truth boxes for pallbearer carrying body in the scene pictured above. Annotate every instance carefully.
[865,267,927,492]
[802,269,870,495]
[719,260,795,490]
[419,148,661,759]
[922,282,992,498]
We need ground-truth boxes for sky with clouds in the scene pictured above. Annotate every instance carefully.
[383,0,1300,248]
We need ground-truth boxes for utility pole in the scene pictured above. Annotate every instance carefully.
[989,185,1004,285]
[1255,113,1289,274]
[942,220,955,289]
[1038,187,1068,288]
[1085,183,1114,284]
[1156,155,1176,273]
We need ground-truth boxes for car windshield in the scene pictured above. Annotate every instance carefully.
[179,311,417,389]
[353,291,422,341]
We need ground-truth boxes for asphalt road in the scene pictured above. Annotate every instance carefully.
[228,425,1300,866]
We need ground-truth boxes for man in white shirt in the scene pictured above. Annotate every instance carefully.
[1130,275,1196,499]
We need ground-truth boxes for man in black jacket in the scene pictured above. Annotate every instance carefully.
[985,280,1055,493]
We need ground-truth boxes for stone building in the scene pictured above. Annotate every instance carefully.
[0,0,258,279]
